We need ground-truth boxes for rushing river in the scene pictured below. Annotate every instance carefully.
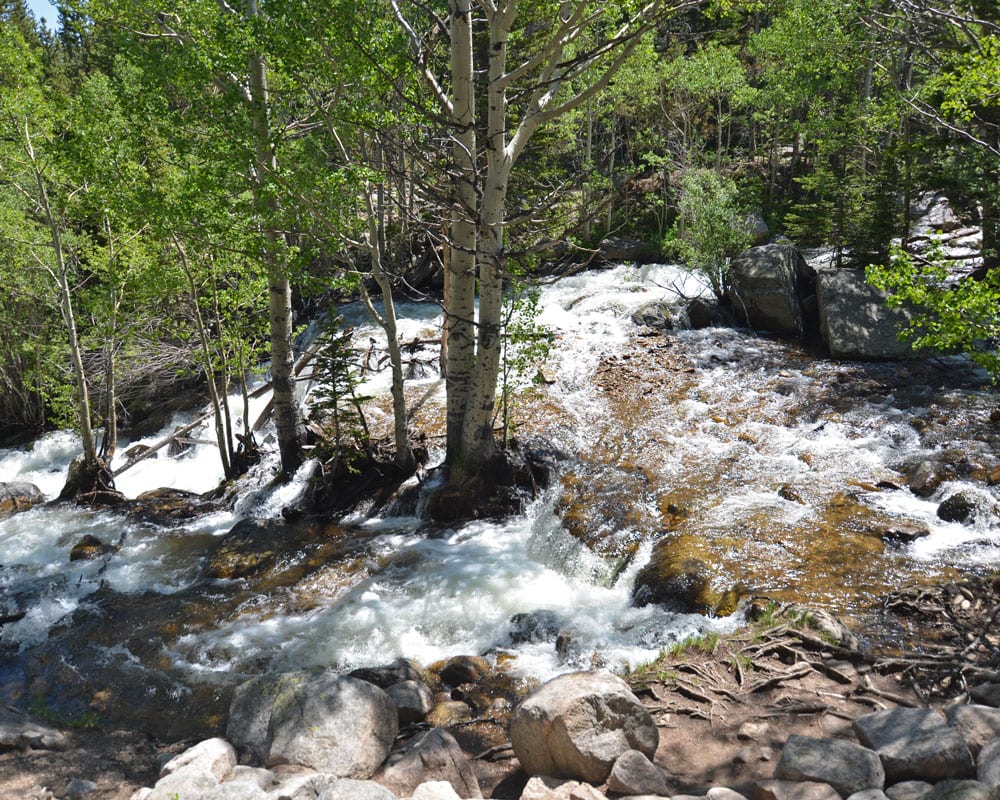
[1,263,998,738]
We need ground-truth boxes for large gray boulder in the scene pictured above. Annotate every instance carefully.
[509,670,658,783]
[728,244,816,336]
[227,671,397,778]
[946,705,1000,756]
[774,734,884,796]
[606,748,671,796]
[853,708,975,783]
[0,481,44,518]
[816,268,913,359]
[376,728,481,798]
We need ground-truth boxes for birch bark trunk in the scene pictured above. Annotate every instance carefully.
[247,0,303,479]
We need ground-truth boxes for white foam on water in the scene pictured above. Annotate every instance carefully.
[163,494,735,681]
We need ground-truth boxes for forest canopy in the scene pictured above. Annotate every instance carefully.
[1,0,996,480]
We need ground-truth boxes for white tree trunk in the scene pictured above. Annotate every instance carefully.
[444,0,478,474]
[247,0,302,478]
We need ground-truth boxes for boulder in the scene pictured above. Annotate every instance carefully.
[0,707,68,751]
[349,658,425,689]
[597,236,656,264]
[0,481,44,518]
[439,655,489,686]
[907,461,954,498]
[69,534,115,562]
[519,776,607,800]
[227,671,397,778]
[876,522,931,544]
[509,610,564,645]
[853,707,975,782]
[411,781,464,800]
[631,302,676,330]
[847,791,890,800]
[307,778,397,800]
[686,297,717,329]
[885,782,933,800]
[606,749,671,796]
[727,244,816,336]
[970,684,1000,707]
[921,780,992,800]
[937,492,998,525]
[386,680,434,725]
[816,268,913,359]
[774,734,885,796]
[754,780,842,800]
[913,194,962,234]
[631,533,744,616]
[509,670,658,783]
[376,728,481,799]
[159,738,236,783]
[978,736,1000,788]
[946,705,1000,756]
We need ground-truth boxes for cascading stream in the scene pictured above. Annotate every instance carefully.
[0,263,997,738]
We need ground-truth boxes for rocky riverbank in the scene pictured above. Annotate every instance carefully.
[5,589,1000,800]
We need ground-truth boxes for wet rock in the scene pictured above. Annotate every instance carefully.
[885,781,933,800]
[386,680,434,725]
[631,302,676,330]
[439,655,489,686]
[728,244,816,336]
[937,492,998,524]
[376,728,481,798]
[877,522,931,544]
[686,297,717,329]
[199,519,277,580]
[945,705,1000,756]
[427,700,472,728]
[632,533,744,616]
[988,466,1000,486]
[350,658,425,689]
[774,734,885,795]
[907,461,953,498]
[227,671,397,778]
[853,707,975,782]
[509,610,564,644]
[754,780,842,800]
[0,481,44,518]
[816,268,914,359]
[510,670,657,783]
[69,534,115,562]
[0,707,68,751]
[606,749,671,796]
[126,487,223,525]
[778,485,806,504]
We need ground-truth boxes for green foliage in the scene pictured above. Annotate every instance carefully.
[496,284,555,446]
[308,315,371,469]
[664,169,754,299]
[867,246,1000,379]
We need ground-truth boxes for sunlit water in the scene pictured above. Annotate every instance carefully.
[1,263,998,735]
